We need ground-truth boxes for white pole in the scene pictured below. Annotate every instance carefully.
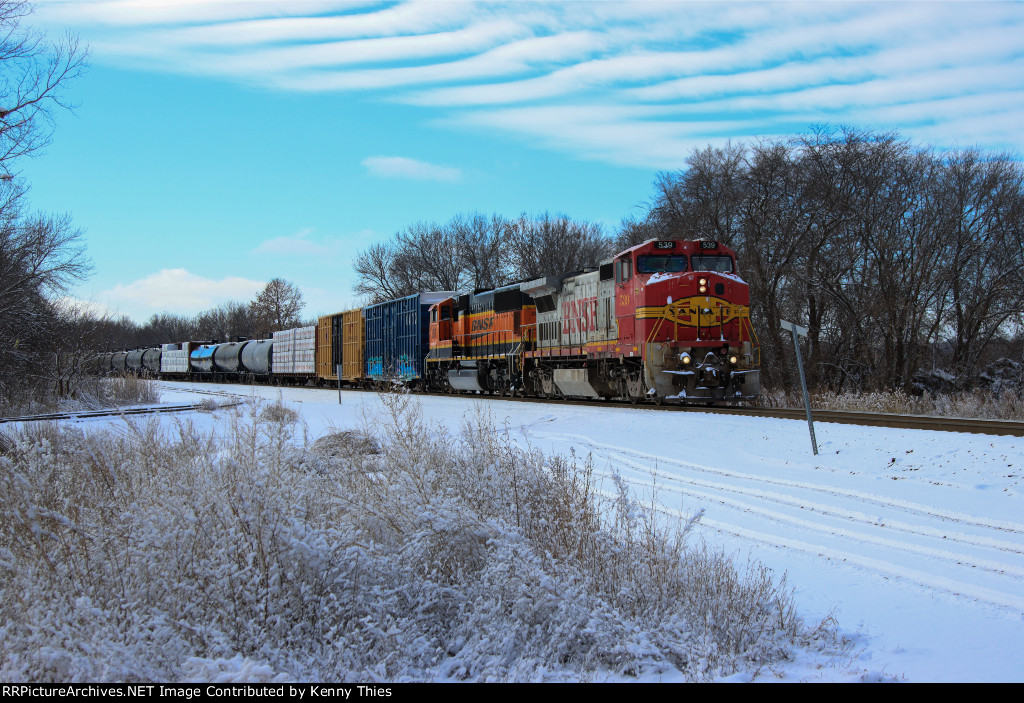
[781,320,818,455]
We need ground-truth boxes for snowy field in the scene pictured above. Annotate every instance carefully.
[24,381,1024,682]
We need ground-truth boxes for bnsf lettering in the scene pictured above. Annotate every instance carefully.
[562,297,597,334]
[471,316,494,332]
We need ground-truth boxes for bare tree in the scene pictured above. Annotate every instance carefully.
[506,212,610,280]
[0,211,91,410]
[249,278,304,335]
[353,213,512,302]
[391,221,463,292]
[0,3,87,412]
[451,212,509,289]
[0,210,90,317]
[938,149,1024,379]
[353,241,408,302]
[630,126,1024,392]
[0,1,86,169]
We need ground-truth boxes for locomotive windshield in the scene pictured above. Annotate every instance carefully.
[637,255,687,273]
[691,254,734,272]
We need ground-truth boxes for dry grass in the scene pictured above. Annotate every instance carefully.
[92,376,161,408]
[758,387,1024,420]
[0,393,841,682]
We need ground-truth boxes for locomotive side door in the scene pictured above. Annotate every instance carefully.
[614,254,636,345]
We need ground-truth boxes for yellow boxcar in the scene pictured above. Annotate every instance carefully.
[342,308,364,382]
[316,311,345,381]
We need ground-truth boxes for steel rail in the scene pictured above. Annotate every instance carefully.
[0,401,241,425]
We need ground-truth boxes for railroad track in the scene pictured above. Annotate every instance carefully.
[710,405,1024,436]
[0,399,242,425]
[552,397,1024,436]
[213,378,1023,437]
[395,387,1024,437]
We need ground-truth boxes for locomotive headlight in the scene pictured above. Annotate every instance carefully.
[699,277,708,293]
[680,353,692,365]
[728,354,739,365]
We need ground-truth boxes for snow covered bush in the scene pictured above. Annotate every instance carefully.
[0,395,839,682]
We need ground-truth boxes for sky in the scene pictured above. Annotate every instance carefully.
[18,0,1024,323]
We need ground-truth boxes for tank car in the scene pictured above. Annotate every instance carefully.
[189,345,217,373]
[111,351,129,374]
[142,348,162,375]
[213,341,249,374]
[126,349,146,374]
[240,339,273,377]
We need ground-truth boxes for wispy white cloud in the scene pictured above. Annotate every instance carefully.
[35,0,370,27]
[362,155,462,182]
[99,268,265,318]
[251,227,344,257]
[34,1,1024,168]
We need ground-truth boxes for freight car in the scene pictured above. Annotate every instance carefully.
[365,292,457,385]
[316,309,365,385]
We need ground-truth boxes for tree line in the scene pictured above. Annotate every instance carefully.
[0,1,88,411]
[354,127,1024,393]
[353,212,610,300]
[619,127,1024,391]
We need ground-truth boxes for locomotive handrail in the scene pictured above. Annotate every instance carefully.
[741,313,762,366]
[646,304,670,344]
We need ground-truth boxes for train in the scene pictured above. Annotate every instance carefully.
[97,238,761,404]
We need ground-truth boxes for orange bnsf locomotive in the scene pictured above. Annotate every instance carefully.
[426,238,760,403]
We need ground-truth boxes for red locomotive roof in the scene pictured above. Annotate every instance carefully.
[615,238,737,259]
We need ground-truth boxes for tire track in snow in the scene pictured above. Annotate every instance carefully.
[534,429,1024,611]
[542,431,1024,534]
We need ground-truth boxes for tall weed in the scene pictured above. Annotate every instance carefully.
[759,387,1024,420]
[0,394,839,682]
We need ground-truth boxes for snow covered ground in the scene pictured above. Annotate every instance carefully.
[52,382,1024,681]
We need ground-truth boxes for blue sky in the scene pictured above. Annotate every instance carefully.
[21,0,1024,322]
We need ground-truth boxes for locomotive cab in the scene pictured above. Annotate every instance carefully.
[618,239,760,401]
[428,298,456,356]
